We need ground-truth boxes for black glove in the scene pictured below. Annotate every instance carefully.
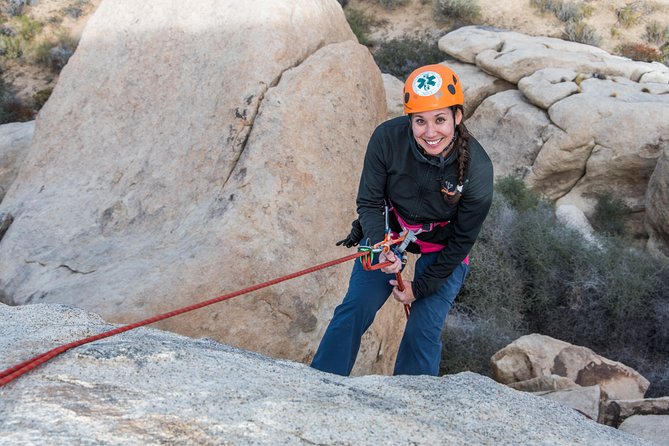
[336,219,363,248]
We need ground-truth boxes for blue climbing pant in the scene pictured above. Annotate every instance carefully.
[311,251,469,376]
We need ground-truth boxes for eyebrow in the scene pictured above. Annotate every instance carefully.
[413,113,448,119]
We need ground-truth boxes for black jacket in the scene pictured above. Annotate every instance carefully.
[356,115,493,299]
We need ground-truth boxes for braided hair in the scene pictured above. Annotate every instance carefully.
[443,105,470,205]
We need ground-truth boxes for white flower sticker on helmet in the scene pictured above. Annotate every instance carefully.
[412,71,442,97]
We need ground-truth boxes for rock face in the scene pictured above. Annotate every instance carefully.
[0,0,397,374]
[645,147,669,262]
[619,415,669,446]
[440,26,669,248]
[0,303,652,445]
[0,121,34,202]
[491,334,649,401]
[555,204,598,246]
[382,73,405,119]
[491,334,669,433]
[603,397,669,427]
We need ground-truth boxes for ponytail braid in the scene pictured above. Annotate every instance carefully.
[443,105,470,205]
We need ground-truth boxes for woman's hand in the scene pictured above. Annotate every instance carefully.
[379,250,402,274]
[390,279,416,305]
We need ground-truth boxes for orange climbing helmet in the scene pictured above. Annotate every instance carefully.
[403,64,464,114]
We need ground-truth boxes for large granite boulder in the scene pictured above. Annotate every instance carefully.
[0,121,34,203]
[440,26,669,245]
[491,334,650,401]
[602,397,669,427]
[619,415,669,446]
[0,0,398,374]
[447,59,515,119]
[440,26,669,84]
[466,89,555,179]
[0,303,651,445]
[645,147,669,261]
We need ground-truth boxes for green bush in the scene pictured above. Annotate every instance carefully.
[0,34,22,58]
[432,0,481,25]
[494,175,541,211]
[440,175,669,398]
[644,21,669,45]
[16,14,41,41]
[530,0,591,23]
[32,30,78,71]
[563,20,600,46]
[372,33,444,80]
[616,3,642,28]
[0,77,34,123]
[0,14,42,59]
[442,194,526,375]
[32,87,52,109]
[590,193,630,236]
[554,2,584,22]
[379,0,408,10]
[345,7,377,47]
[2,0,27,17]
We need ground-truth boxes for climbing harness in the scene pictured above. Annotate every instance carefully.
[356,203,418,318]
[388,201,450,254]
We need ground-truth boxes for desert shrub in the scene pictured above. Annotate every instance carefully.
[32,30,78,71]
[441,194,526,375]
[662,43,669,65]
[616,42,662,62]
[644,20,669,45]
[432,0,481,25]
[554,1,584,22]
[16,14,40,41]
[530,0,592,23]
[379,0,408,10]
[345,8,377,47]
[373,33,444,80]
[590,193,630,236]
[563,20,600,46]
[0,13,42,58]
[509,203,586,320]
[530,0,558,14]
[32,86,52,109]
[494,175,541,211]
[2,0,29,17]
[442,310,523,376]
[0,33,22,58]
[0,77,34,123]
[440,175,669,397]
[616,3,642,28]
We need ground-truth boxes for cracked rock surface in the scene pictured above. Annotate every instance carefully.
[0,303,653,445]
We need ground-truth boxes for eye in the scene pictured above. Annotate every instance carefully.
[413,118,425,125]
[436,117,446,124]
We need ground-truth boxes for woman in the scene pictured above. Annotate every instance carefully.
[311,64,494,376]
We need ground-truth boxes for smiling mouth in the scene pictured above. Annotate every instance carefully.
[423,138,443,147]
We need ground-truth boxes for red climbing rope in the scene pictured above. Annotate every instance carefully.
[1,250,376,387]
[1,231,415,388]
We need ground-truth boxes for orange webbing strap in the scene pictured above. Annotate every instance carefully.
[0,251,368,388]
[395,271,410,319]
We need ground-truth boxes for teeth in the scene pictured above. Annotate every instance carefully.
[425,139,442,146]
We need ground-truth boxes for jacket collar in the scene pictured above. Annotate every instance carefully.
[408,126,459,168]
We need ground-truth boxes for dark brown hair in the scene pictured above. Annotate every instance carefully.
[444,105,470,205]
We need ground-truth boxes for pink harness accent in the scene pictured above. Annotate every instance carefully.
[390,205,470,264]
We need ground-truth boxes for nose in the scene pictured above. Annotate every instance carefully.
[424,122,438,137]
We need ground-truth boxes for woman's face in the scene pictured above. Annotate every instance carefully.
[410,107,462,157]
